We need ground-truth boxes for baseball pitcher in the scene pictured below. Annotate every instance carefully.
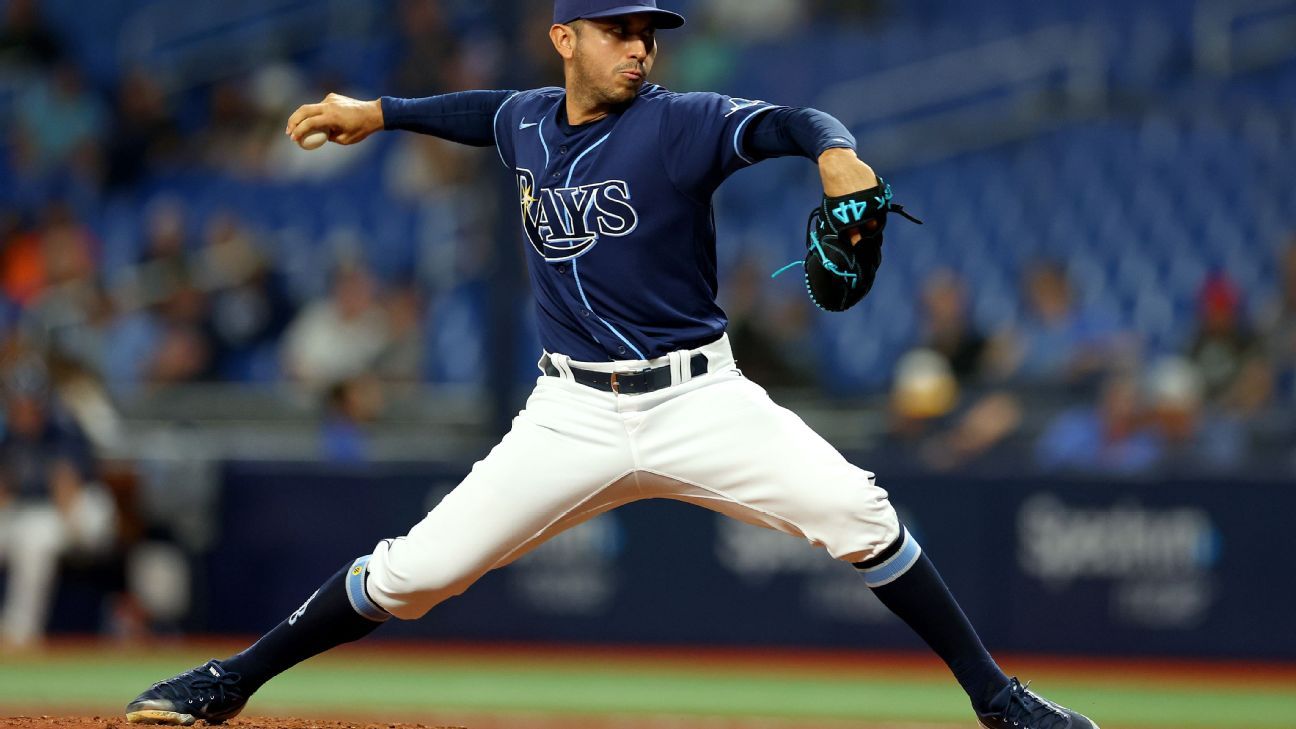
[126,3,1096,728]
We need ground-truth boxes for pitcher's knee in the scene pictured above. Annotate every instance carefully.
[821,481,903,564]
[363,539,480,620]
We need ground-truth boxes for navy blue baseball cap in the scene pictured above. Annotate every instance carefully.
[553,0,685,29]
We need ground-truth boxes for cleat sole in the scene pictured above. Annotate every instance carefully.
[125,709,196,725]
[980,719,1101,729]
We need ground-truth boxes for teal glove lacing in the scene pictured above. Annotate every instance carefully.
[770,209,859,287]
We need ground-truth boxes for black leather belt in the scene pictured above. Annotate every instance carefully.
[545,353,708,394]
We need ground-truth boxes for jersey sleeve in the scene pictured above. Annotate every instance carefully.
[380,90,517,150]
[743,106,856,161]
[659,92,782,195]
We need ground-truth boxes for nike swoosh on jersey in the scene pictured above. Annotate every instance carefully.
[520,119,539,129]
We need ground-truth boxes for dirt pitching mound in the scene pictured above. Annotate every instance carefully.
[0,719,462,729]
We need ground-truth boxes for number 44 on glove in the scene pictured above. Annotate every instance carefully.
[773,179,922,312]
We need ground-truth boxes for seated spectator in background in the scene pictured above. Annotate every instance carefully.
[116,196,192,312]
[1145,356,1246,474]
[17,202,110,367]
[282,261,389,390]
[390,0,461,97]
[919,268,987,385]
[145,282,214,386]
[0,355,116,648]
[1034,370,1160,476]
[193,212,293,381]
[1188,273,1272,415]
[988,260,1129,387]
[105,67,182,189]
[12,60,106,181]
[375,283,424,383]
[0,0,62,71]
[1,210,48,308]
[881,349,1022,473]
[320,375,384,463]
[1257,239,1296,405]
[99,197,209,391]
[703,0,810,40]
[722,257,816,389]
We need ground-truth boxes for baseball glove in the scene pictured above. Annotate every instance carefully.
[799,179,922,312]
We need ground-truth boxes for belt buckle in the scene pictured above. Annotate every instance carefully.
[609,372,621,394]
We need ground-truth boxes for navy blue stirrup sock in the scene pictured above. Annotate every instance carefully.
[855,528,1009,712]
[223,555,390,693]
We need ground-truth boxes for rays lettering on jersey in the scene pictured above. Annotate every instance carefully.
[515,168,639,262]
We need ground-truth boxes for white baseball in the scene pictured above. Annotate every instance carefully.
[299,131,329,150]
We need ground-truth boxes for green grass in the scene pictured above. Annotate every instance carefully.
[1,645,1293,728]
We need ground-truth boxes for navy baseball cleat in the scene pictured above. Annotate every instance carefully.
[124,659,248,725]
[977,677,1099,729]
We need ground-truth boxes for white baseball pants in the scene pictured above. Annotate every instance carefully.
[365,334,901,620]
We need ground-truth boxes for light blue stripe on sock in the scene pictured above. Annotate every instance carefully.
[345,555,391,622]
[857,529,923,588]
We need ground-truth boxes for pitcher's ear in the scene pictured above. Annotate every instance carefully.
[550,23,577,60]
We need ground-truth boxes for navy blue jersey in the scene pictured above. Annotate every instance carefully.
[382,85,855,362]
[492,85,780,361]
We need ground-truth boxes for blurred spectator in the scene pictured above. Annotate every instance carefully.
[887,348,959,441]
[390,0,461,96]
[515,0,564,87]
[100,197,199,390]
[112,200,217,387]
[384,135,481,202]
[376,283,425,382]
[880,348,1022,472]
[198,80,262,177]
[918,268,987,384]
[44,350,124,454]
[704,0,809,40]
[117,196,191,311]
[988,260,1130,387]
[320,375,384,463]
[1034,370,1160,476]
[1257,239,1296,405]
[16,202,106,361]
[11,60,106,180]
[0,0,62,70]
[192,213,293,381]
[1145,356,1246,474]
[104,67,182,188]
[722,257,816,389]
[0,354,117,647]
[282,261,389,389]
[145,281,213,386]
[1,210,51,308]
[1187,273,1272,415]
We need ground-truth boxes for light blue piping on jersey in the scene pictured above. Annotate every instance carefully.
[538,116,551,168]
[563,131,646,360]
[492,91,521,168]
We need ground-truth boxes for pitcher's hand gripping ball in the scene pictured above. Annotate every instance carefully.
[802,179,922,312]
[298,130,329,150]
